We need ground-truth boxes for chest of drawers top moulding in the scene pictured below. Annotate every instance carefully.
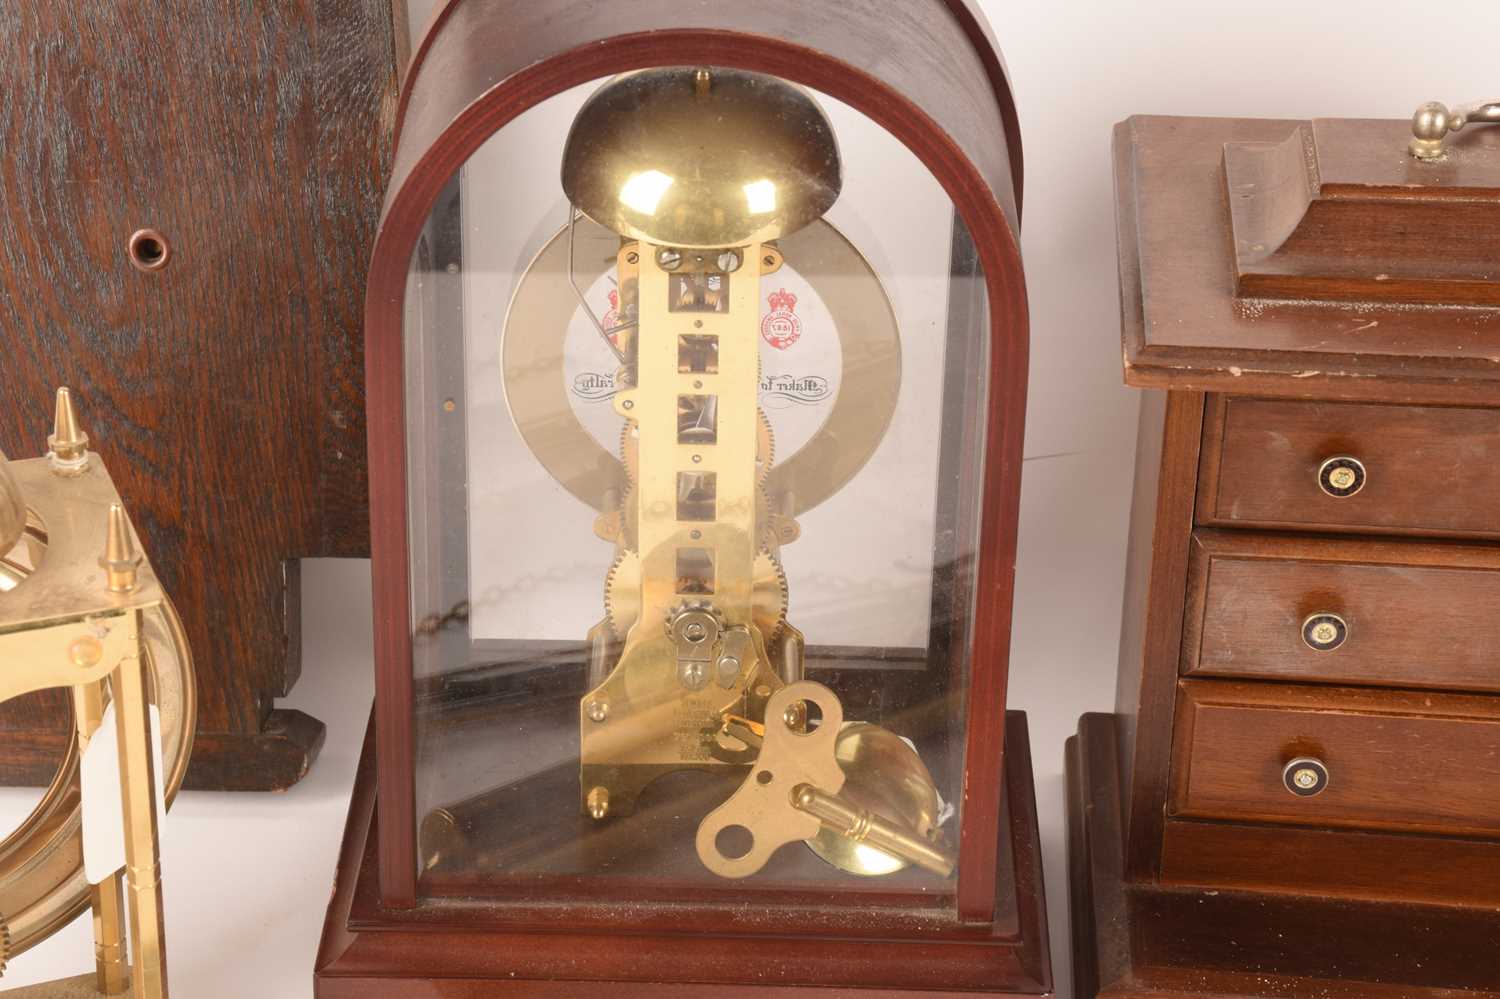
[1115,115,1500,407]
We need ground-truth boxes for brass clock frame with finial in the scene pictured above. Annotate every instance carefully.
[0,389,194,998]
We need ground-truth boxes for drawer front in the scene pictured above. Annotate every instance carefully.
[1199,396,1500,537]
[1183,531,1500,692]
[1170,680,1500,838]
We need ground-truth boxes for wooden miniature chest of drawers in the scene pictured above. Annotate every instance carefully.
[1069,114,1500,999]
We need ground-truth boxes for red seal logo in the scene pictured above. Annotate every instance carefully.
[601,287,623,348]
[761,288,801,350]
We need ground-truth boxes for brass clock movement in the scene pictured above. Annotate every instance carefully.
[473,67,949,880]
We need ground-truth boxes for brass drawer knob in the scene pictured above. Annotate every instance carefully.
[1283,757,1330,797]
[1318,456,1366,498]
[1302,612,1348,651]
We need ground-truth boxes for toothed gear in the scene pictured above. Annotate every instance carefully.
[756,407,775,482]
[618,410,773,486]
[620,421,639,485]
[603,550,641,639]
[665,600,726,636]
[605,550,788,642]
[751,551,790,641]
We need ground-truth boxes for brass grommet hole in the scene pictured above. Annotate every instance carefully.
[128,229,170,272]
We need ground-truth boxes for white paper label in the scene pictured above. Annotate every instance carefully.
[81,702,166,884]
[561,263,843,463]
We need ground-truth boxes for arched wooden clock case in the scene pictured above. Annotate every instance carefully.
[315,2,1049,994]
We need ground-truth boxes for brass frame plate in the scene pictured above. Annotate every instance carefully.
[0,453,194,961]
[502,217,901,516]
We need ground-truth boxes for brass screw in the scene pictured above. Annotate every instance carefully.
[782,701,809,731]
[69,636,103,668]
[586,786,610,820]
[625,251,639,265]
[586,700,608,723]
[656,248,683,271]
[679,660,708,690]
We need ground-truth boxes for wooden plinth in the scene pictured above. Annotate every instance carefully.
[315,710,1051,997]
[1067,712,1500,999]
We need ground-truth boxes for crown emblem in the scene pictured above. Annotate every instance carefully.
[761,288,803,351]
[767,288,798,314]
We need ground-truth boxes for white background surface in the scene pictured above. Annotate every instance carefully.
[1,2,1495,996]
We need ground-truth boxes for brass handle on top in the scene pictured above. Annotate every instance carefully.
[1410,100,1500,159]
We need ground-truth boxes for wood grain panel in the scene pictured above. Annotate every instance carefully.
[1170,680,1500,838]
[0,2,401,789]
[1183,530,1500,692]
[1161,818,1500,909]
[1200,396,1500,538]
[1128,881,1500,997]
[1113,391,1205,882]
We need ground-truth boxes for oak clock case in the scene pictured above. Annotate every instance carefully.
[0,1,405,793]
[317,3,1045,995]
[1069,107,1500,998]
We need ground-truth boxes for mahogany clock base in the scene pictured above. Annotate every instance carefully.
[316,711,1052,997]
[1067,712,1500,999]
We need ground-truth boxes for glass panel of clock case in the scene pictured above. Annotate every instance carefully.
[401,67,991,900]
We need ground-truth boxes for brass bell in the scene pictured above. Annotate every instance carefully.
[561,66,842,248]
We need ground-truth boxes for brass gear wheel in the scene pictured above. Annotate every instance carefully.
[605,549,788,642]
[620,408,775,486]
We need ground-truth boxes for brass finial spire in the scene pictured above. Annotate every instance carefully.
[100,503,142,593]
[47,386,90,475]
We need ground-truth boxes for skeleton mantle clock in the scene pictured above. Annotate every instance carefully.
[316,2,1048,994]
